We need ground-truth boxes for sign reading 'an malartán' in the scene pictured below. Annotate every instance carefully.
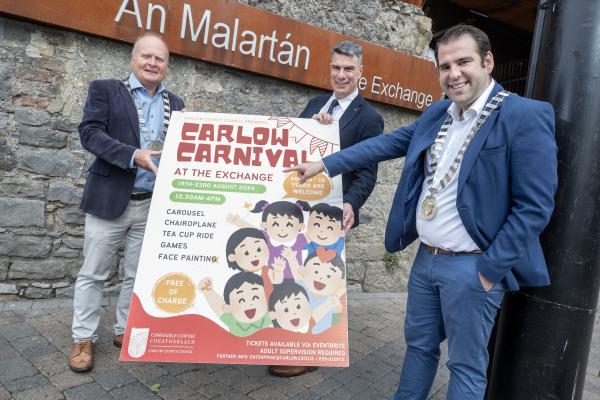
[0,0,441,111]
[121,111,350,367]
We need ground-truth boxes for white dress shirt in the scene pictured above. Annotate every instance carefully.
[416,80,496,251]
[319,89,359,121]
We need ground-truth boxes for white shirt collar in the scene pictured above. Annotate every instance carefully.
[330,88,359,109]
[447,79,495,121]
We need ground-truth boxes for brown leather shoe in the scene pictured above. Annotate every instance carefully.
[113,334,124,348]
[68,340,93,372]
[268,365,318,377]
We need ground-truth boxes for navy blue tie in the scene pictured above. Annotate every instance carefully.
[327,99,339,115]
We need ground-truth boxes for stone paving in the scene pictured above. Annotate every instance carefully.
[0,292,598,400]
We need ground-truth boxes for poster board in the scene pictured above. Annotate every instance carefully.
[121,111,349,367]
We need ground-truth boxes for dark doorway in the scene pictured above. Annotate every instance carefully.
[423,0,537,96]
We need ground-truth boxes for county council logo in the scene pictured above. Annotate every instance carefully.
[128,327,150,358]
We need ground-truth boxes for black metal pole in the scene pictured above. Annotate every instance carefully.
[486,1,600,399]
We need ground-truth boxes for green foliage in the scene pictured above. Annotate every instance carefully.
[383,252,399,273]
[149,383,161,394]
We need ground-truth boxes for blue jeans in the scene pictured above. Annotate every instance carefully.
[392,245,505,400]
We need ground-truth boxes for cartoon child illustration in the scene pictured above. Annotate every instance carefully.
[303,203,345,256]
[275,249,346,334]
[226,228,273,298]
[228,200,310,281]
[268,280,312,333]
[199,272,272,337]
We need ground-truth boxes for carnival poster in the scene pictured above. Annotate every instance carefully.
[120,111,349,367]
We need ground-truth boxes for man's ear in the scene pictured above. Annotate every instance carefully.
[268,311,277,321]
[222,304,232,313]
[227,254,236,262]
[484,51,494,74]
[299,223,305,231]
[260,221,267,230]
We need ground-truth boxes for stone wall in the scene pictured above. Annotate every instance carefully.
[0,0,431,299]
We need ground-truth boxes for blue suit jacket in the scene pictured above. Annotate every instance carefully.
[323,84,558,290]
[300,93,383,227]
[79,79,185,219]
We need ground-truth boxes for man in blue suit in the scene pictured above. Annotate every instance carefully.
[69,32,184,372]
[269,40,383,378]
[286,25,557,399]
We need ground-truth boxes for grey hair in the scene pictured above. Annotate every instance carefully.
[131,32,170,62]
[332,40,363,65]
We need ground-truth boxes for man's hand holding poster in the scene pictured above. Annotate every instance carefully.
[121,112,349,367]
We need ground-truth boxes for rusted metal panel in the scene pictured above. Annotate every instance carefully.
[0,0,441,111]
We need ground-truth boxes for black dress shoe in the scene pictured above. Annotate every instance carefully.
[268,365,319,377]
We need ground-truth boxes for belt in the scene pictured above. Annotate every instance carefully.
[130,192,153,201]
[423,244,482,255]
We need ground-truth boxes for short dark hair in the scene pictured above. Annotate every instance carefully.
[223,272,264,305]
[268,281,309,312]
[268,281,310,328]
[225,228,265,271]
[435,24,491,67]
[251,200,308,223]
[304,252,346,278]
[332,40,363,65]
[305,203,343,229]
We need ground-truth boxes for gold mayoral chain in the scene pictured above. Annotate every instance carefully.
[421,90,510,220]
[122,78,171,152]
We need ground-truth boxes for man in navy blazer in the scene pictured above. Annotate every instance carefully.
[269,41,383,378]
[300,40,384,232]
[287,25,557,399]
[69,32,184,372]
